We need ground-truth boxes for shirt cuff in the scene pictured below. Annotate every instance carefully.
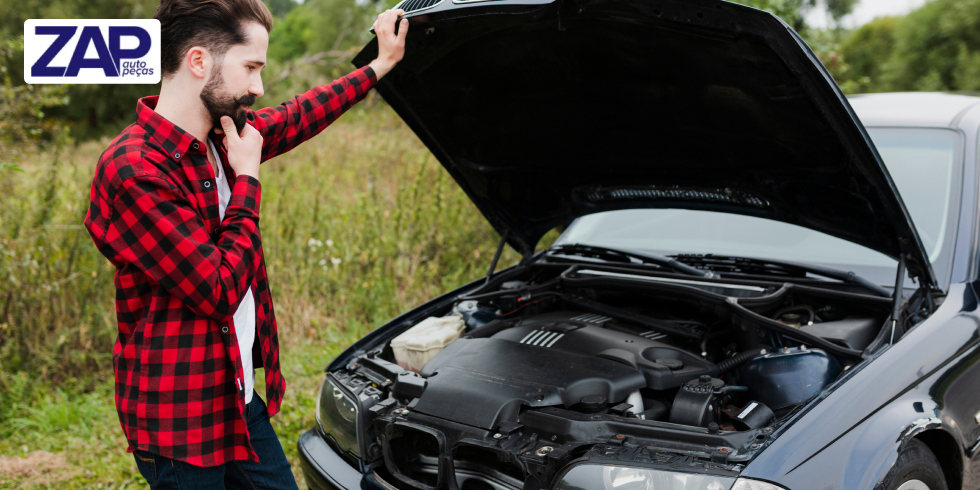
[354,65,378,95]
[227,175,261,217]
[361,65,378,84]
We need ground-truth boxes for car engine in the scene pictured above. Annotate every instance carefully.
[321,263,898,490]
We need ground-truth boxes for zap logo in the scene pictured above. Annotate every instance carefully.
[24,19,160,84]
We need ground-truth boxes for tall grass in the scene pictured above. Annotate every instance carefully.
[0,101,526,487]
[0,130,117,391]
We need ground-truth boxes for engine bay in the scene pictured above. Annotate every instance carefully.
[323,262,920,490]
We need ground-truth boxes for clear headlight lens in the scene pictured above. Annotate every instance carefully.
[730,479,789,490]
[556,464,736,490]
[554,465,789,490]
[316,376,360,457]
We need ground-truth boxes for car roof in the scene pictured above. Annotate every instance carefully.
[848,92,980,128]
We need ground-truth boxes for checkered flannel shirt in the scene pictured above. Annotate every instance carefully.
[84,66,377,467]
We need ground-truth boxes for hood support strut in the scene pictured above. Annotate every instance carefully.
[890,255,907,344]
[485,232,509,285]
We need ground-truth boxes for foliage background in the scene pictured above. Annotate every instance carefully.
[0,0,965,486]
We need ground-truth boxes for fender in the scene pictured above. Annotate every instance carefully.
[743,282,980,489]
[818,399,960,489]
[745,390,964,489]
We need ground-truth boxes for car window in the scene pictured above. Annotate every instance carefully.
[870,129,957,262]
[554,128,961,287]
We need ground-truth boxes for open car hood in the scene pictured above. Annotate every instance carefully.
[353,0,937,286]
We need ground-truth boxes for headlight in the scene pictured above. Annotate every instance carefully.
[730,479,789,490]
[554,465,789,490]
[556,465,736,490]
[316,375,360,457]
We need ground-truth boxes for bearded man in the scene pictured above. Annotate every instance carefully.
[83,0,407,487]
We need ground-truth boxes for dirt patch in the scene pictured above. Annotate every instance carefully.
[0,451,76,488]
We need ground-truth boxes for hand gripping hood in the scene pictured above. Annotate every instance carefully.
[353,0,936,286]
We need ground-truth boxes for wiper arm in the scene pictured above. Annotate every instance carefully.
[547,244,712,277]
[674,254,891,297]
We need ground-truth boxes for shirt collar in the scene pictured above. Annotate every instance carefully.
[136,96,208,161]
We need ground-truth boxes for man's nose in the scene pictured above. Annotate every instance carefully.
[250,77,264,99]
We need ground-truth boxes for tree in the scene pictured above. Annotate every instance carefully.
[839,16,899,93]
[265,0,297,18]
[0,38,69,164]
[823,0,980,94]
[825,0,859,26]
[260,0,394,107]
[876,0,953,91]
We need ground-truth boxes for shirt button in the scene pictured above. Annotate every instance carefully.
[204,181,211,188]
[174,152,181,159]
[222,326,229,333]
[192,142,200,150]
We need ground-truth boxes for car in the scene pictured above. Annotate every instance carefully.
[296,0,980,489]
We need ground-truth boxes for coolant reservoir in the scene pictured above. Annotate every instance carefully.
[391,315,465,372]
[740,347,840,411]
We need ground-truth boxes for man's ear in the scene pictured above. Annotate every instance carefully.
[185,46,209,79]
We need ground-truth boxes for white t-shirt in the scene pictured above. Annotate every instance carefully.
[209,139,256,404]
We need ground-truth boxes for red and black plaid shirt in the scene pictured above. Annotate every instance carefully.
[84,66,376,467]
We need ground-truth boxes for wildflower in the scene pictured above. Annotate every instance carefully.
[326,239,334,248]
[331,257,342,268]
[307,238,323,248]
[319,259,327,266]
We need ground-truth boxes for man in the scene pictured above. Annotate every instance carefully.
[83,0,407,487]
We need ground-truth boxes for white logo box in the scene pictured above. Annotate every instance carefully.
[24,19,161,84]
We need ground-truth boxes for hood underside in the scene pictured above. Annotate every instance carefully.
[354,0,936,286]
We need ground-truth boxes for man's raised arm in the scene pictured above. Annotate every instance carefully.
[252,9,408,162]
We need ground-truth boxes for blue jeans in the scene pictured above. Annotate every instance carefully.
[132,394,299,490]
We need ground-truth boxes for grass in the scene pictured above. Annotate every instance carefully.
[0,100,527,488]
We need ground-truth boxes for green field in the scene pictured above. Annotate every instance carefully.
[0,102,526,488]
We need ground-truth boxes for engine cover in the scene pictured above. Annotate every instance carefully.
[493,311,718,390]
[416,338,646,430]
[413,311,717,430]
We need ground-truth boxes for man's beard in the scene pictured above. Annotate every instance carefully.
[200,66,255,134]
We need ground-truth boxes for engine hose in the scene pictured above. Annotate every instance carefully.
[463,319,515,339]
[718,348,768,374]
[700,330,732,356]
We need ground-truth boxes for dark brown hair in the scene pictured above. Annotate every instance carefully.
[154,0,274,78]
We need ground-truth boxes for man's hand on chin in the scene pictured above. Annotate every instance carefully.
[370,9,409,79]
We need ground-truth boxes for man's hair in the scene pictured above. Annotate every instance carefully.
[154,0,274,78]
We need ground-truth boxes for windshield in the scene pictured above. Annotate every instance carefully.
[554,128,961,287]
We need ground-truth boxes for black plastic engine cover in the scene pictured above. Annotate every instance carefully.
[416,338,646,430]
[491,311,718,390]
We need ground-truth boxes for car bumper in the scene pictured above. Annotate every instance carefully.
[298,428,382,490]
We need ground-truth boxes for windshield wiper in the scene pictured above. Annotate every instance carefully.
[546,244,712,277]
[672,254,891,297]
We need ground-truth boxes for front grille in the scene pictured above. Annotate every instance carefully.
[453,446,524,490]
[386,427,442,488]
[396,0,443,13]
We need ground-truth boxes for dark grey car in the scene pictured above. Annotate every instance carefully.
[297,0,980,488]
